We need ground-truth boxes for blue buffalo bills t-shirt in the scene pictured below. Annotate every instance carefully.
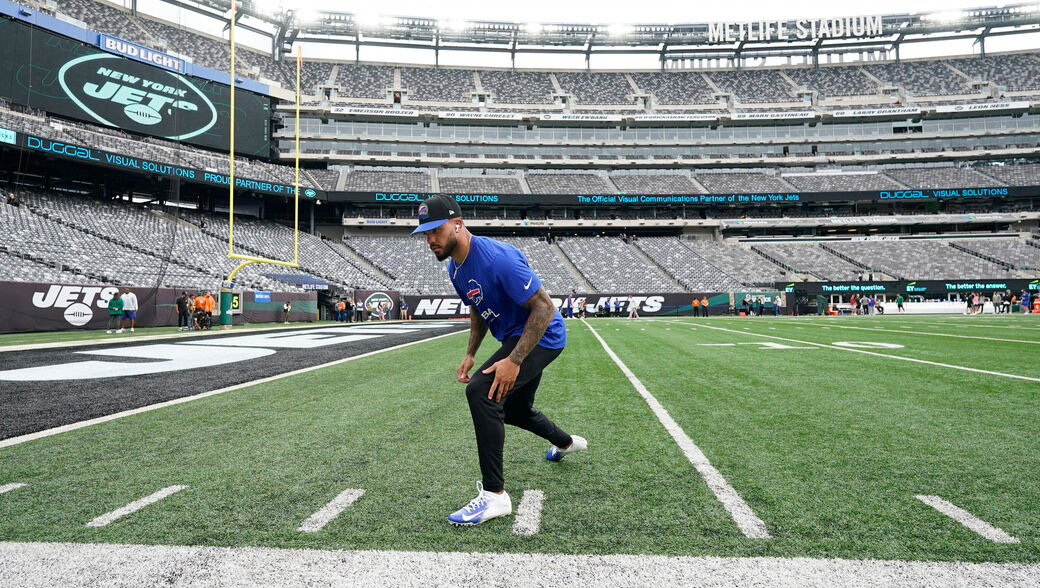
[449,236,566,349]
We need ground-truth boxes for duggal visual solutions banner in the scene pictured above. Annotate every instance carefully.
[6,131,315,198]
[332,186,1028,208]
[0,18,272,156]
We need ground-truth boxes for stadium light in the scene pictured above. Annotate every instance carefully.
[606,23,634,37]
[296,8,321,24]
[354,12,389,29]
[523,22,544,35]
[924,10,966,23]
[439,19,468,32]
[252,0,281,17]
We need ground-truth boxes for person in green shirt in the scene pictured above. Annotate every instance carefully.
[816,294,826,315]
[895,294,905,313]
[106,291,124,333]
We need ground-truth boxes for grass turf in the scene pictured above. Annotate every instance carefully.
[0,315,1037,562]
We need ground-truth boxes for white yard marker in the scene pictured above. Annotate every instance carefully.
[675,321,1040,384]
[770,320,1040,345]
[0,483,27,495]
[4,542,1040,586]
[583,320,770,539]
[86,486,188,528]
[297,489,365,533]
[512,490,546,536]
[916,495,1020,544]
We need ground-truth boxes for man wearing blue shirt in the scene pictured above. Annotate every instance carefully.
[413,195,587,526]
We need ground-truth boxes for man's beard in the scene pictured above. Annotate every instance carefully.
[433,233,456,261]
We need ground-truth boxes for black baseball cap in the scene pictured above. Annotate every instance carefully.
[411,195,461,235]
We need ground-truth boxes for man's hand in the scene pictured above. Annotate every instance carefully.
[457,355,475,383]
[482,357,520,402]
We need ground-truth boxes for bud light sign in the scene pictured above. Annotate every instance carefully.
[99,34,186,74]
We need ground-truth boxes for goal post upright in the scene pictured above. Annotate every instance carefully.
[225,1,302,286]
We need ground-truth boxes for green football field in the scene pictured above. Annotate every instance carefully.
[1,314,1038,569]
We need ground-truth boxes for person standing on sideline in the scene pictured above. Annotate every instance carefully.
[564,295,574,319]
[118,287,138,333]
[413,195,586,527]
[201,290,216,328]
[773,294,782,316]
[282,300,292,324]
[992,290,1002,314]
[691,297,700,317]
[176,292,191,330]
[700,296,709,317]
[627,295,639,319]
[106,291,123,334]
[1003,289,1013,314]
[355,297,364,322]
[400,298,410,321]
[896,293,905,312]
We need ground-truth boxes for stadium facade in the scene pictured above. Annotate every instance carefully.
[1,0,1038,328]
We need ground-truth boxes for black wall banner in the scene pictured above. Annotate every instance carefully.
[331,187,1029,209]
[0,280,317,334]
[403,292,745,319]
[354,289,401,320]
[0,17,271,156]
[240,290,317,324]
[779,278,1040,296]
[0,281,177,333]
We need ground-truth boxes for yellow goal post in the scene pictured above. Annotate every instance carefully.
[225,1,301,284]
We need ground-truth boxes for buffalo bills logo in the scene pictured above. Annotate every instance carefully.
[466,279,483,306]
[418,203,429,220]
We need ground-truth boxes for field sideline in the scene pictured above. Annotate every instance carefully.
[0,314,1038,584]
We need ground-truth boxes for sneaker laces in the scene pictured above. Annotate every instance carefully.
[462,482,489,514]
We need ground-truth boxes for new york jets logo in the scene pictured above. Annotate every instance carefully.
[364,292,394,313]
[58,53,218,140]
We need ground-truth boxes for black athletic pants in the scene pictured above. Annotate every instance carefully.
[465,336,571,493]
[177,309,190,327]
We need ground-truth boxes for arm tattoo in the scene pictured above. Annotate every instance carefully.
[466,305,488,356]
[509,286,554,366]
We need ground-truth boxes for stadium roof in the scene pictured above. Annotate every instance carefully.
[150,1,1040,66]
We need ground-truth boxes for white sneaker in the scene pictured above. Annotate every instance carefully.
[106,330,112,334]
[115,329,124,334]
[447,482,512,526]
[546,435,588,462]
[130,328,134,333]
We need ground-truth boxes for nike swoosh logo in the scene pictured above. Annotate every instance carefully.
[461,511,482,522]
[524,277,533,290]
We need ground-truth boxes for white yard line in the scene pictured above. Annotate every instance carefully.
[0,330,466,450]
[297,489,365,533]
[916,495,1020,544]
[754,319,1040,345]
[0,321,444,353]
[0,483,27,495]
[512,490,545,536]
[920,321,1040,331]
[85,486,188,528]
[0,323,327,353]
[582,320,770,539]
[666,321,1040,384]
[1,541,1038,586]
